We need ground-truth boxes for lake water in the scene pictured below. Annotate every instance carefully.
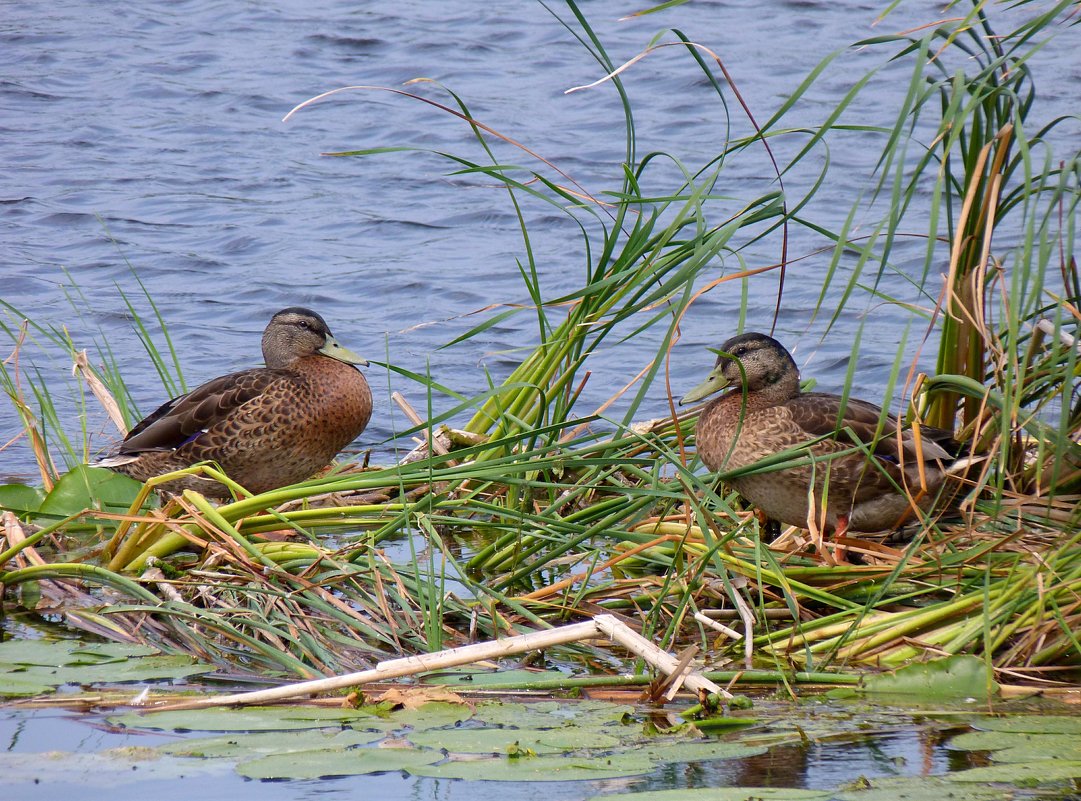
[3,0,1077,478]
[0,688,1009,801]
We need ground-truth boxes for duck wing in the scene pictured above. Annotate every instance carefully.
[119,368,291,455]
[787,392,952,465]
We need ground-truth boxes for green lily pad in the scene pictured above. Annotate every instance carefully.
[947,729,1081,762]
[159,728,382,758]
[473,700,633,729]
[406,725,623,754]
[368,700,473,731]
[586,789,833,801]
[836,775,1014,800]
[43,655,212,685]
[410,751,652,781]
[38,465,146,517]
[111,705,390,732]
[946,760,1081,783]
[237,746,443,779]
[861,655,998,700]
[0,482,46,515]
[0,748,230,786]
[968,715,1081,735]
[637,739,767,765]
[0,670,56,697]
[0,639,157,667]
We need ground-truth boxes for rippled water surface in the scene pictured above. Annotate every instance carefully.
[0,691,1001,801]
[3,0,1079,475]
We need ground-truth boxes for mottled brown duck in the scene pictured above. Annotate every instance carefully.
[680,332,966,542]
[97,307,372,498]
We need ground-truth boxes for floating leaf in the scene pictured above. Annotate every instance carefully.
[967,715,1081,735]
[0,748,230,787]
[473,699,633,729]
[37,465,145,517]
[237,746,442,779]
[410,751,652,781]
[835,775,1015,800]
[586,788,833,801]
[0,482,45,515]
[0,639,154,667]
[637,740,767,765]
[159,728,382,758]
[861,655,997,700]
[369,700,473,732]
[407,725,622,754]
[111,705,392,732]
[0,670,56,697]
[29,655,212,686]
[946,760,1081,783]
[947,730,1081,763]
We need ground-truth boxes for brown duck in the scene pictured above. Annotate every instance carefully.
[680,332,964,540]
[97,307,372,498]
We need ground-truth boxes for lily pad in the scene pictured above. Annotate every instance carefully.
[39,655,212,685]
[37,465,146,517]
[410,751,652,781]
[967,715,1081,735]
[0,670,56,697]
[836,775,1015,800]
[368,700,473,731]
[237,746,443,779]
[861,655,997,700]
[586,789,833,801]
[111,705,391,732]
[0,639,157,667]
[637,739,767,765]
[946,760,1081,783]
[159,728,383,758]
[473,700,633,729]
[947,729,1081,762]
[0,482,46,515]
[406,725,623,754]
[0,748,230,787]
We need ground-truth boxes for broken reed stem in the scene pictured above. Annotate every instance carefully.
[160,614,725,709]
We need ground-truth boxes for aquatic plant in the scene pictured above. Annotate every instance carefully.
[1,0,1078,692]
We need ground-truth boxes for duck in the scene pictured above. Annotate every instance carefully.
[679,332,964,542]
[96,307,372,498]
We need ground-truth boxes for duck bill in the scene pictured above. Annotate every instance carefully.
[319,335,369,366]
[679,366,729,405]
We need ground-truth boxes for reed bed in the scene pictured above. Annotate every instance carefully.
[1,0,1079,687]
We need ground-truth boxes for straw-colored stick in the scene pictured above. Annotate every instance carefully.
[593,615,727,698]
[162,615,725,709]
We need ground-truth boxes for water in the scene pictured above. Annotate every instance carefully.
[0,693,993,801]
[3,0,1076,478]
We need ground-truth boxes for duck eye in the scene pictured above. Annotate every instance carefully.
[734,346,747,357]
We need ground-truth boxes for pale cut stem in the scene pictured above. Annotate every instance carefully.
[162,615,727,709]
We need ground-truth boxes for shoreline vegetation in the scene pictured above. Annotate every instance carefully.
[1,0,1079,701]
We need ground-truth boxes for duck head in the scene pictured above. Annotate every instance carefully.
[262,307,368,368]
[680,332,799,404]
